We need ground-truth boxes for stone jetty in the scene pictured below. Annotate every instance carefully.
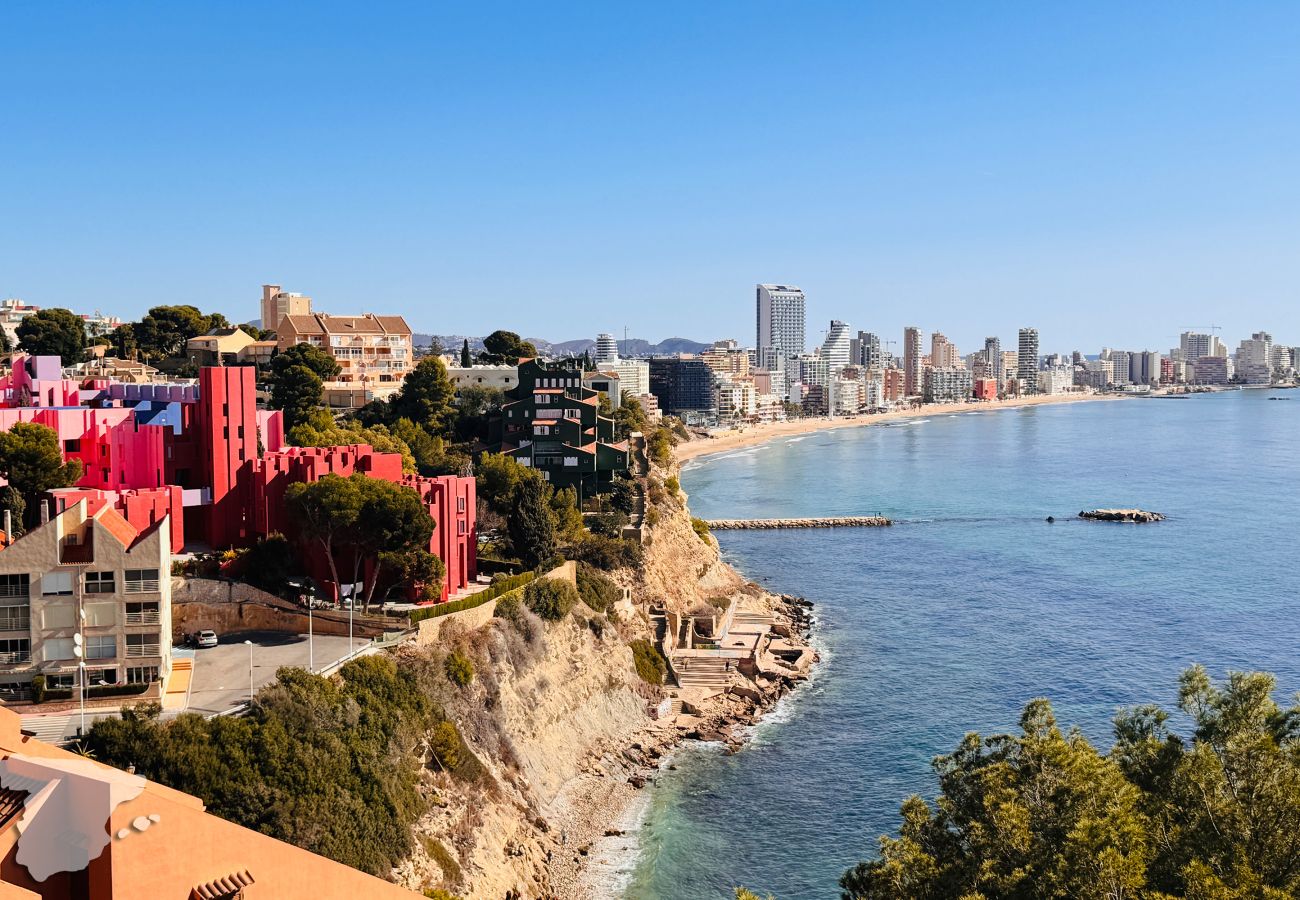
[706,516,893,529]
[1078,508,1166,523]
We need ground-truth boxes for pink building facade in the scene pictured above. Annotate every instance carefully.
[0,355,476,603]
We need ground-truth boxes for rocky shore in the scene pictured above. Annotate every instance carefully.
[553,592,818,899]
[1079,508,1166,523]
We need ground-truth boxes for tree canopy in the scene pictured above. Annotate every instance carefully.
[507,475,556,568]
[390,356,457,434]
[133,305,228,359]
[83,657,437,876]
[271,342,342,382]
[16,308,85,362]
[285,473,434,610]
[0,422,84,527]
[841,665,1300,900]
[478,329,536,365]
[269,364,325,431]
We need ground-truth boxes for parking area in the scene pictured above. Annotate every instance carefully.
[181,630,371,716]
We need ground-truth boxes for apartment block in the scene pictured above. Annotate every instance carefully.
[260,283,313,335]
[276,313,413,386]
[487,359,629,499]
[0,501,171,701]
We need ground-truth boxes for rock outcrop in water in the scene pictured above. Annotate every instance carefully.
[1079,508,1166,523]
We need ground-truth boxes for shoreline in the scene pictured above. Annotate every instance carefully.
[674,392,1128,463]
[552,590,818,900]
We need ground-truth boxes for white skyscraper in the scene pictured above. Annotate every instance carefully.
[756,284,806,367]
[1018,328,1040,394]
[594,332,619,364]
[821,320,852,371]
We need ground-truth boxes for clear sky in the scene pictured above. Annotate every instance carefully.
[3,2,1299,354]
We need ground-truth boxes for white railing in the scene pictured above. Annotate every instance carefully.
[126,642,161,658]
[0,651,31,664]
[125,611,161,625]
[125,579,161,594]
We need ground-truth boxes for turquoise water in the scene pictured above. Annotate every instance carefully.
[622,391,1300,899]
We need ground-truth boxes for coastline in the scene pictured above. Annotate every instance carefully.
[674,391,1127,463]
[551,590,817,900]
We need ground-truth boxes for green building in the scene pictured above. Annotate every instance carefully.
[486,359,629,498]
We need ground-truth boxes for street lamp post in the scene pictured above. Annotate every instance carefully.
[244,639,253,703]
[78,661,87,736]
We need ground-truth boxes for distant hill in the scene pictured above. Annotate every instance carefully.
[417,334,709,358]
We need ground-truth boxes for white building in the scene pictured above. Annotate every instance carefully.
[1236,332,1273,384]
[1039,366,1073,395]
[447,364,519,392]
[1018,328,1040,394]
[756,284,806,391]
[821,320,853,371]
[0,500,173,701]
[923,367,973,403]
[604,358,650,397]
[594,332,619,364]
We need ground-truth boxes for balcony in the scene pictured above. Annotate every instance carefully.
[125,578,161,594]
[0,615,31,632]
[126,641,161,658]
[125,610,161,625]
[0,651,31,664]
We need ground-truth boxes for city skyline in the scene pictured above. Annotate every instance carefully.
[4,3,1300,347]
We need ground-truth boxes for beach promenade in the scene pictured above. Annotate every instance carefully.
[674,392,1127,463]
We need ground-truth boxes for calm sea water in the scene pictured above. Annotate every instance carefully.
[621,390,1300,899]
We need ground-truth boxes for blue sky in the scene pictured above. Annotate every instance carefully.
[3,2,1299,353]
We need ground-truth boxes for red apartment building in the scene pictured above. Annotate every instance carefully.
[0,356,476,603]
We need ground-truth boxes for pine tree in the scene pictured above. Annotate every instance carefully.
[460,338,471,367]
[508,477,557,568]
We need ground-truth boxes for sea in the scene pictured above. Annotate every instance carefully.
[616,389,1300,899]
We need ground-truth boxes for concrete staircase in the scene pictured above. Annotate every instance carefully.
[672,656,736,691]
[730,610,775,630]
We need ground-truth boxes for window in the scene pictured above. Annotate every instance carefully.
[125,602,160,625]
[457,521,466,536]
[0,638,30,663]
[46,674,74,690]
[127,665,159,685]
[126,633,160,657]
[0,575,30,599]
[0,604,29,632]
[564,456,579,467]
[42,605,75,629]
[457,497,466,513]
[63,439,81,453]
[85,602,117,627]
[42,572,73,596]
[86,635,116,660]
[125,569,160,593]
[44,637,75,661]
[86,668,117,687]
[85,571,115,594]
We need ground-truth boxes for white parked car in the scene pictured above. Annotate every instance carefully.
[196,630,219,649]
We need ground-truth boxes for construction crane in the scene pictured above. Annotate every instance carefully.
[1183,324,1222,334]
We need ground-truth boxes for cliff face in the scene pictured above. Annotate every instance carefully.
[393,454,801,899]
[637,486,743,612]
[396,491,722,899]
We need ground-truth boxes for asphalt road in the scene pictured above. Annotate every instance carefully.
[182,630,371,716]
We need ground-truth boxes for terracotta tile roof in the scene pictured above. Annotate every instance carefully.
[94,506,140,548]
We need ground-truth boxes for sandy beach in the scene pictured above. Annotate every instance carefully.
[674,392,1128,463]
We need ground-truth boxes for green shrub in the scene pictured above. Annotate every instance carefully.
[84,657,436,876]
[524,578,580,622]
[590,511,629,538]
[570,534,643,571]
[493,592,524,622]
[428,720,463,771]
[690,517,712,544]
[630,639,668,684]
[410,572,536,623]
[420,835,463,886]
[576,564,620,612]
[665,475,680,496]
[424,887,462,900]
[443,651,474,688]
[588,616,606,639]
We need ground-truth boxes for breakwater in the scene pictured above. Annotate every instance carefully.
[706,516,893,529]
[1079,508,1166,523]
